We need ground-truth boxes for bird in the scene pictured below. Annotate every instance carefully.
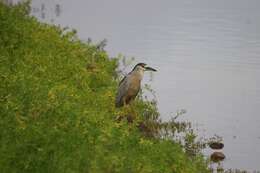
[115,63,157,107]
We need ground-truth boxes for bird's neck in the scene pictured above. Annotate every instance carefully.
[132,69,144,81]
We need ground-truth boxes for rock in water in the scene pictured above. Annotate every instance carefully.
[209,142,224,150]
[210,152,225,162]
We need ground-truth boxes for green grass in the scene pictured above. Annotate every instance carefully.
[0,2,209,173]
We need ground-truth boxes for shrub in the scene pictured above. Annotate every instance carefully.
[0,2,209,173]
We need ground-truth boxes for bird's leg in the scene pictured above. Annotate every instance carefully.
[126,100,138,123]
[121,97,131,120]
[116,98,129,122]
[123,98,127,107]
[121,98,133,123]
[120,98,137,123]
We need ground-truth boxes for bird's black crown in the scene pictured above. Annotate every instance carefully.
[133,63,146,69]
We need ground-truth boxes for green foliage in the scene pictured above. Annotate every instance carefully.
[0,2,209,173]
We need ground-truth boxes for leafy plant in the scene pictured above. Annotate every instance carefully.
[0,2,210,173]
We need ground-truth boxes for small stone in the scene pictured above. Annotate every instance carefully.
[209,142,224,150]
[210,152,225,162]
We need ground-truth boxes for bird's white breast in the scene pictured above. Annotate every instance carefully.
[134,68,144,80]
[127,70,143,92]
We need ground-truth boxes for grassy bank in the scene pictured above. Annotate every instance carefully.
[0,2,209,173]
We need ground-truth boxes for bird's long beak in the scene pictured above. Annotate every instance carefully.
[145,66,157,72]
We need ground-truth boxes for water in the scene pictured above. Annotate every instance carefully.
[29,0,260,171]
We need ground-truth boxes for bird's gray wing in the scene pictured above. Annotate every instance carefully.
[119,75,126,86]
[115,75,130,107]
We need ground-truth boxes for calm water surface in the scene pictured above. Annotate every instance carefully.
[30,0,260,170]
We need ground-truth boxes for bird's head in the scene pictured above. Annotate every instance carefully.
[133,63,157,73]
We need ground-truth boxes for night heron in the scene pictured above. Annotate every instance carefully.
[115,63,157,107]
